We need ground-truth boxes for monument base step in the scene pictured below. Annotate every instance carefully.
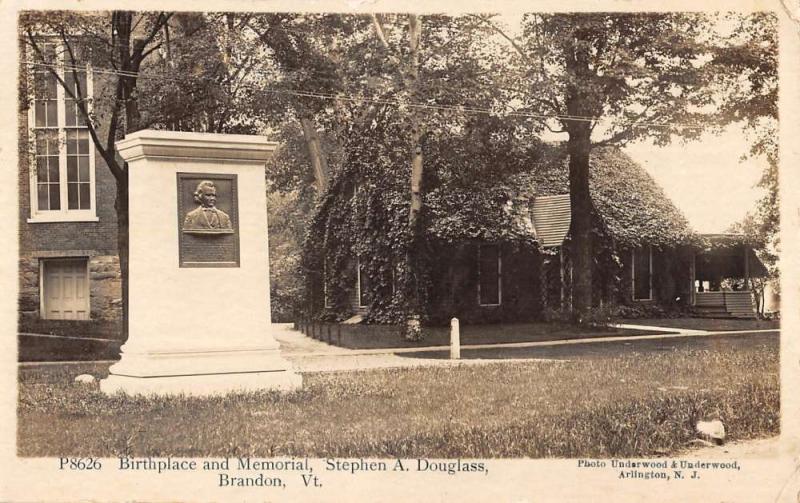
[101,347,302,396]
[100,369,302,397]
[104,347,294,376]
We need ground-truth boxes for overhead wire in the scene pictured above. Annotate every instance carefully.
[28,61,705,130]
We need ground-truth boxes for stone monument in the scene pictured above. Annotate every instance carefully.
[100,130,302,396]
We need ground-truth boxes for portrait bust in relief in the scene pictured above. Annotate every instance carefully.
[182,180,233,234]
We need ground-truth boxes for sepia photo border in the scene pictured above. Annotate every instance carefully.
[1,0,798,501]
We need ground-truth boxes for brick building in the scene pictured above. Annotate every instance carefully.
[18,42,123,345]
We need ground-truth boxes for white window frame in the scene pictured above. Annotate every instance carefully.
[39,257,91,320]
[478,244,502,307]
[27,41,98,223]
[632,245,653,301]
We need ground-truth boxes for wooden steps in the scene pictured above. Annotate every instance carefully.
[725,292,757,318]
[694,291,756,319]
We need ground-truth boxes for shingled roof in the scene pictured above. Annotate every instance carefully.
[514,145,698,248]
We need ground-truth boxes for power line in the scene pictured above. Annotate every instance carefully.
[28,61,706,130]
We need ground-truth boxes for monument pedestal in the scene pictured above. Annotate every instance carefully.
[100,130,301,397]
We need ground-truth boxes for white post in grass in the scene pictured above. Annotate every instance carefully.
[450,317,460,360]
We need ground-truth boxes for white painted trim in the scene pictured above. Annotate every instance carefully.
[26,41,98,222]
[478,244,502,307]
[27,213,99,223]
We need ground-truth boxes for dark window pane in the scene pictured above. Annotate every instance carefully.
[47,132,59,154]
[43,44,56,62]
[48,157,59,182]
[68,183,79,209]
[46,73,57,97]
[35,131,48,155]
[633,247,651,300]
[78,156,89,181]
[77,73,87,93]
[33,72,46,97]
[67,157,77,181]
[36,158,48,182]
[66,134,77,155]
[49,184,60,210]
[65,102,76,127]
[479,245,500,305]
[78,131,90,153]
[37,184,48,210]
[46,101,57,127]
[34,102,45,127]
[79,183,90,209]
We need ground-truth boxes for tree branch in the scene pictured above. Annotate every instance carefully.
[131,12,173,65]
[468,14,536,67]
[370,14,390,50]
[592,105,654,148]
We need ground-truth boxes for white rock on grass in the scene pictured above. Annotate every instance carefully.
[74,374,96,384]
[696,420,726,445]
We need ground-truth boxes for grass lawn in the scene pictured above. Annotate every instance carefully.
[18,340,778,458]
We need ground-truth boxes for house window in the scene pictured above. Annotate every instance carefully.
[478,244,502,306]
[40,258,90,320]
[28,42,97,223]
[356,258,369,308]
[632,246,653,301]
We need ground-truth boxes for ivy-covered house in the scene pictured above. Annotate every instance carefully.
[303,141,763,325]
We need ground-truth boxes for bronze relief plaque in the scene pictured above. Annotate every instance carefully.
[177,173,240,267]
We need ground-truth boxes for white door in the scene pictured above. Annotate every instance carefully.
[42,258,89,320]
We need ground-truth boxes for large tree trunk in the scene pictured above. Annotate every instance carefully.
[403,14,424,340]
[299,116,330,192]
[566,126,593,317]
[564,31,594,319]
[114,178,129,340]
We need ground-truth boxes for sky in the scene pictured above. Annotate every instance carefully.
[489,14,769,235]
[624,126,766,234]
[538,121,767,234]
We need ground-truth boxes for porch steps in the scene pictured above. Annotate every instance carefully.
[725,293,757,318]
[694,291,756,319]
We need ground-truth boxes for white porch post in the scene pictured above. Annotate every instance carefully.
[690,251,696,306]
[744,245,750,291]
